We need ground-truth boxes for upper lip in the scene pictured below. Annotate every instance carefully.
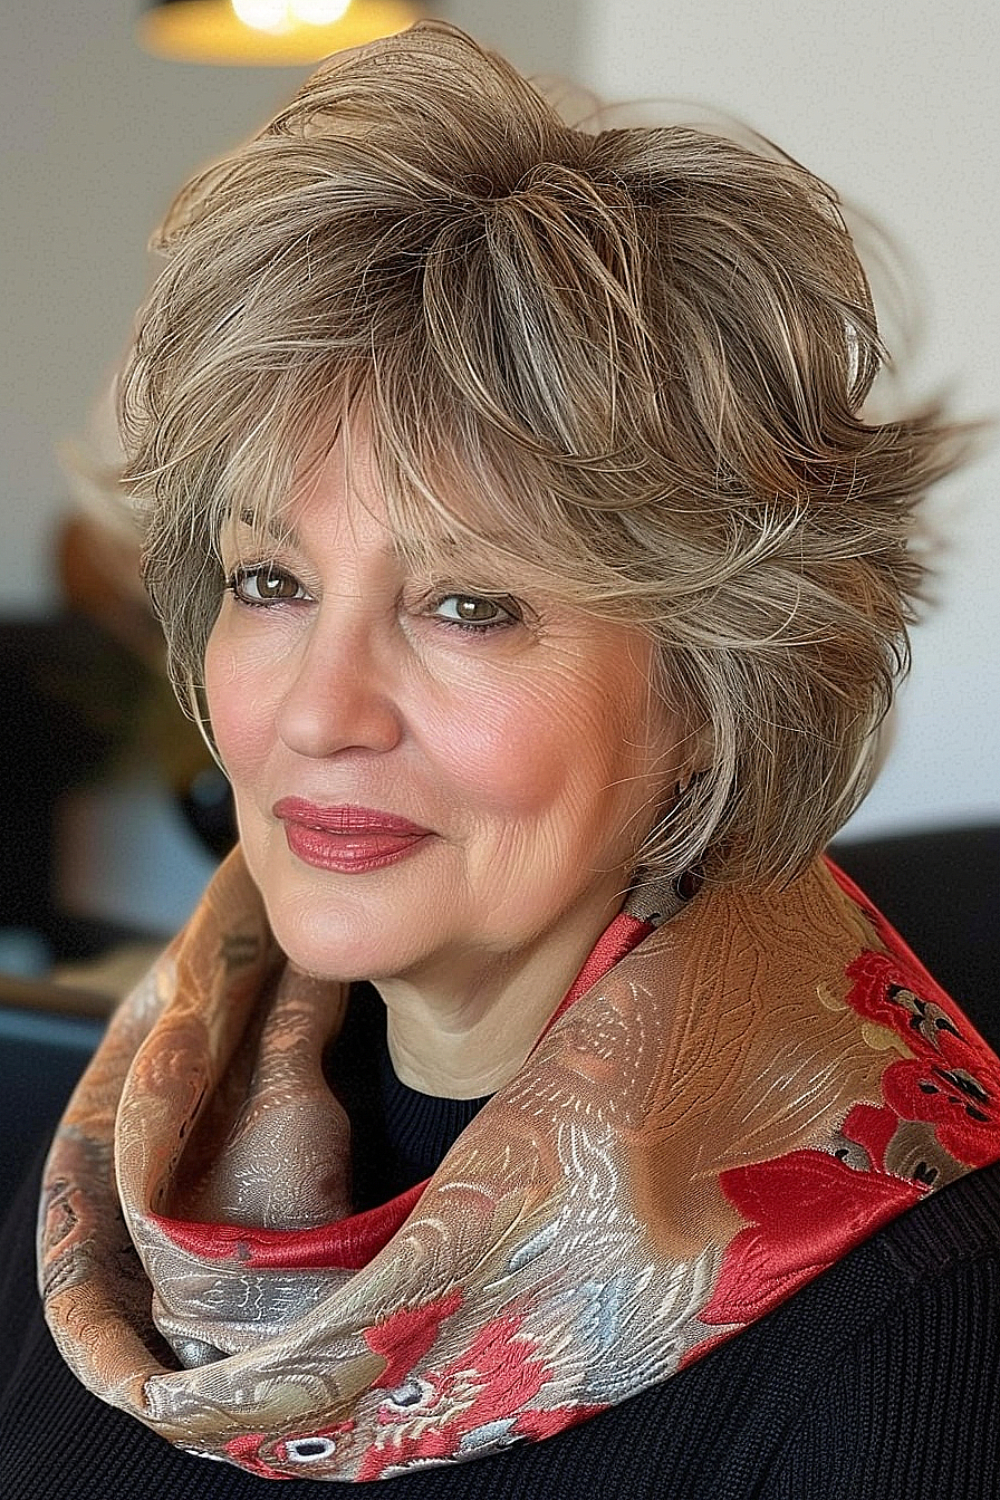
[272,799,432,836]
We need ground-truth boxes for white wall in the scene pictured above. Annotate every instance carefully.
[581,0,1000,837]
[2,1,996,857]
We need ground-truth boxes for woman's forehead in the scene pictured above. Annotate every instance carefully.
[221,490,553,587]
[220,425,549,569]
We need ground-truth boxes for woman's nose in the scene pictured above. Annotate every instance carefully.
[275,609,404,760]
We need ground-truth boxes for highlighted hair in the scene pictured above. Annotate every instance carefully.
[122,21,965,886]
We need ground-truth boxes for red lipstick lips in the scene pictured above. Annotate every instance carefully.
[272,800,432,874]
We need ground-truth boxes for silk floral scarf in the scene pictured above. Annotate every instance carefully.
[39,848,1000,1481]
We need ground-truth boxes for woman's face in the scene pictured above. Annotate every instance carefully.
[204,440,687,987]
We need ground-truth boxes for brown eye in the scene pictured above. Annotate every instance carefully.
[434,594,516,628]
[230,567,307,605]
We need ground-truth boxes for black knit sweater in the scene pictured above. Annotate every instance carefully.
[2,988,998,1499]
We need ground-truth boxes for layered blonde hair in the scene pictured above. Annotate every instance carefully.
[121,20,962,887]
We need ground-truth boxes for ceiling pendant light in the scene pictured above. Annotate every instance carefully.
[137,0,423,66]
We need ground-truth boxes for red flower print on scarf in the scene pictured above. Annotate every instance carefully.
[846,949,1000,1167]
[702,944,1000,1332]
[220,1292,599,1480]
[225,1421,356,1480]
[365,1288,465,1388]
[358,1310,603,1480]
[220,1291,464,1480]
[699,1140,923,1327]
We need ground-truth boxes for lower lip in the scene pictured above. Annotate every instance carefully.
[282,821,430,874]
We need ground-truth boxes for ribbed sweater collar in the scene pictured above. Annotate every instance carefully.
[323,984,491,1209]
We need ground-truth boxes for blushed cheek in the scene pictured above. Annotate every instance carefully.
[413,677,568,817]
[419,676,636,824]
[204,633,275,779]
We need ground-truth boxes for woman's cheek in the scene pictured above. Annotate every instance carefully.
[204,629,279,776]
[416,671,584,817]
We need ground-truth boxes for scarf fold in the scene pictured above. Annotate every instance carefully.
[39,848,1000,1482]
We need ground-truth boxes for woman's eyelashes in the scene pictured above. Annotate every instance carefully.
[227,565,309,606]
[426,592,523,632]
[226,564,526,635]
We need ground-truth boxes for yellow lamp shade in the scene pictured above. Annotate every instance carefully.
[137,0,423,66]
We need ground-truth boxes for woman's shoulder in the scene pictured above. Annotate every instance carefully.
[748,1158,1000,1498]
[574,1162,1000,1500]
[869,1140,1000,1273]
[621,1162,1000,1498]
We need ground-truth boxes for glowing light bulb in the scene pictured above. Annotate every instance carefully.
[232,0,290,34]
[139,0,418,64]
[292,0,352,23]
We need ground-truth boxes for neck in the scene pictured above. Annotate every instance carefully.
[373,882,625,1098]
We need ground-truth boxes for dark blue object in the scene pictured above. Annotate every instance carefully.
[0,1005,106,1207]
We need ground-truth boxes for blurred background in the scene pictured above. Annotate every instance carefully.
[0,0,997,1025]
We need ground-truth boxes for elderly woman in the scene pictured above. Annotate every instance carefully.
[3,21,998,1500]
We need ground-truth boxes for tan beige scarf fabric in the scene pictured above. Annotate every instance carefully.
[39,849,1000,1482]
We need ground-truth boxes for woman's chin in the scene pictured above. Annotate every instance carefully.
[264,900,434,985]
